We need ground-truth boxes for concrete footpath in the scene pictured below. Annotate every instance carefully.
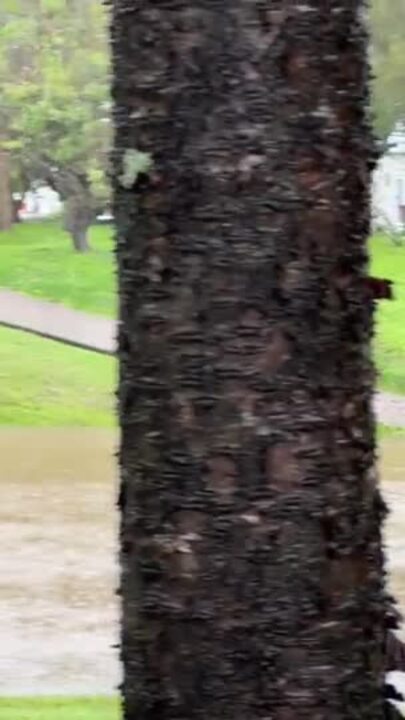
[0,290,115,355]
[0,289,404,428]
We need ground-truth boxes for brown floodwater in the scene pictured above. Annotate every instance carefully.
[0,430,405,695]
[0,429,119,696]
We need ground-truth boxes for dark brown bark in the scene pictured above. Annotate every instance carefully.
[0,150,13,231]
[386,632,405,673]
[112,2,392,719]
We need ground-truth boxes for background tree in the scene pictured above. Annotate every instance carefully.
[0,0,110,251]
[113,2,392,719]
[0,0,403,245]
[0,149,13,231]
[371,0,405,139]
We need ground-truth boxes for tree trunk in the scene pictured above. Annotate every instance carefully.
[63,194,93,253]
[112,3,392,719]
[0,150,13,231]
[12,197,22,223]
[44,166,94,252]
[71,226,91,253]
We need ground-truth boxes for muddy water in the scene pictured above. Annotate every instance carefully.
[380,440,405,612]
[0,429,119,695]
[1,431,405,696]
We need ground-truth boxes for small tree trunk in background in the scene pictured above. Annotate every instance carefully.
[12,197,22,223]
[47,167,94,252]
[112,2,392,719]
[70,226,91,253]
[0,150,13,231]
[63,195,93,252]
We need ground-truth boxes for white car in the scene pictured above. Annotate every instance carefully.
[16,186,62,221]
[96,211,113,223]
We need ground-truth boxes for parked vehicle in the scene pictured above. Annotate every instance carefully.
[95,210,113,224]
[14,185,63,221]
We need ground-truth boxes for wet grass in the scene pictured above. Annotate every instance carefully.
[0,220,116,317]
[0,326,115,427]
[0,324,401,430]
[378,425,405,440]
[371,235,405,395]
[0,697,119,720]
[0,223,404,396]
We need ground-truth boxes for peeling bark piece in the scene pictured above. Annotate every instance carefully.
[366,277,394,301]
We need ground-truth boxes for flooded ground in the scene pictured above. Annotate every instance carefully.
[380,440,405,611]
[0,429,119,695]
[0,429,405,695]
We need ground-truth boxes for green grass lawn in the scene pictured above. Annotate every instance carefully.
[0,326,115,426]
[0,222,404,407]
[0,220,116,317]
[378,424,405,439]
[371,235,405,395]
[0,697,119,720]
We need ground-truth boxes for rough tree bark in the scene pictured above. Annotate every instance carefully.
[112,2,393,719]
[0,149,13,231]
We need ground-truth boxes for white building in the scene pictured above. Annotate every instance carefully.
[373,122,405,233]
[17,184,63,221]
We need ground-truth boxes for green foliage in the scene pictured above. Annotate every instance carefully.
[0,697,119,720]
[0,0,402,181]
[0,0,110,202]
[371,0,405,138]
[0,0,403,186]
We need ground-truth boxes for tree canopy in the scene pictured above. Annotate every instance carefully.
[371,0,405,139]
[0,0,404,241]
[0,0,110,246]
[0,0,404,189]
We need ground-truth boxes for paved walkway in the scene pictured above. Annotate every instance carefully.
[0,289,404,427]
[0,290,115,355]
[375,392,405,430]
